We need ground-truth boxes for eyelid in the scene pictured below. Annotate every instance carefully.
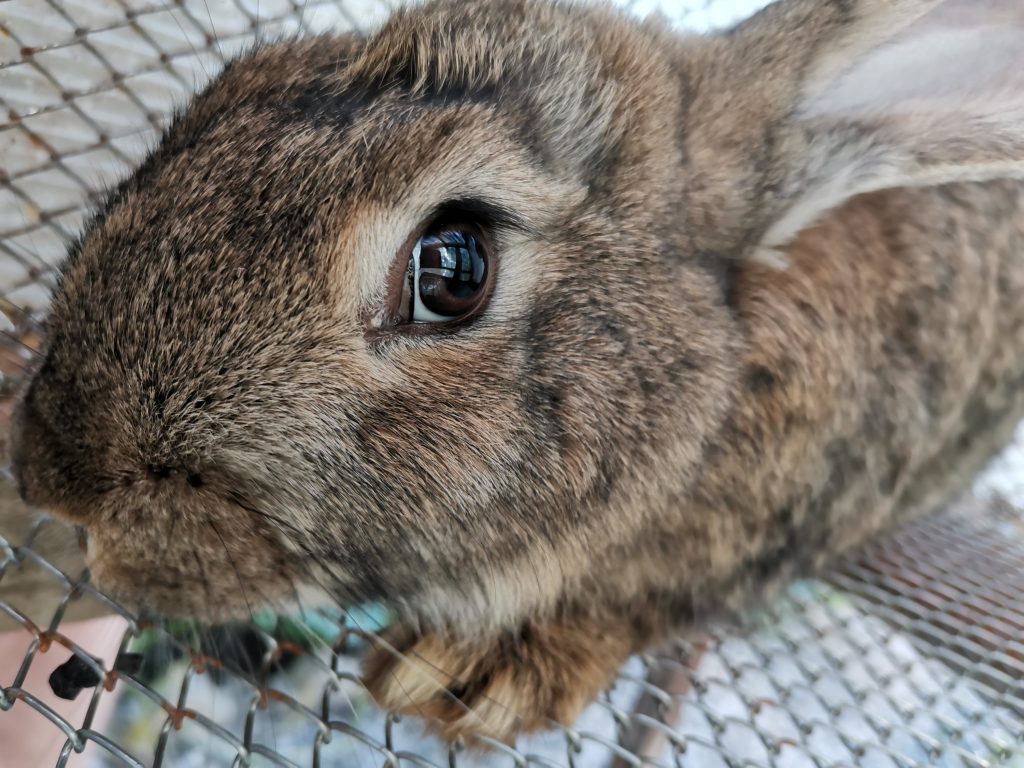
[430,198,535,238]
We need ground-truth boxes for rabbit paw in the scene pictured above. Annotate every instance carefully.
[362,616,633,744]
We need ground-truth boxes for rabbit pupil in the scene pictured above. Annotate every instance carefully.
[410,227,489,322]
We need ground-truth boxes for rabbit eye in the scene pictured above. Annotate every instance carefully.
[372,210,505,339]
[397,224,491,324]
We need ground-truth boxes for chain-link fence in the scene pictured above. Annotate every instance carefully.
[0,1,1022,766]
[2,489,1021,767]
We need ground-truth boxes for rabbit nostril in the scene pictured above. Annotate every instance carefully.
[148,464,171,480]
[186,473,203,489]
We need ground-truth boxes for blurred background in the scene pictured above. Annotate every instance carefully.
[0,1,1022,767]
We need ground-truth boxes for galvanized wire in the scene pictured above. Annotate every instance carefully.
[0,1,1022,767]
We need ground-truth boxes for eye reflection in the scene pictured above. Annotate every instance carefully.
[407,226,489,322]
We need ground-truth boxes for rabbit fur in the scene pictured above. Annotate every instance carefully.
[10,0,1024,743]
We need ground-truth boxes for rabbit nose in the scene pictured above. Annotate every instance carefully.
[145,465,204,490]
[148,464,173,481]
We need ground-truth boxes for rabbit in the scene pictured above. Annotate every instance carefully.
[8,0,1024,744]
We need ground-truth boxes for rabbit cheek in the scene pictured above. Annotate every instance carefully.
[81,491,295,621]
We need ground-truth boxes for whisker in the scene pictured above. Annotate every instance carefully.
[158,0,210,82]
[223,494,533,734]
[103,505,140,550]
[296,0,310,31]
[282,548,449,728]
[191,549,212,603]
[201,0,223,60]
[235,502,306,540]
[0,299,44,324]
[207,519,256,624]
[0,304,25,320]
[0,329,43,357]
[0,360,30,382]
[257,541,431,718]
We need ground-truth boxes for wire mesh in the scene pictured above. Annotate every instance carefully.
[0,1,1022,767]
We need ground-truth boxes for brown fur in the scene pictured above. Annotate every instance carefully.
[8,0,1024,743]
[363,611,633,741]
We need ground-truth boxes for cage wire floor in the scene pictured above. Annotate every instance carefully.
[0,0,1022,766]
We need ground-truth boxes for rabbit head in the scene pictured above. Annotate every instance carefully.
[11,0,1024,628]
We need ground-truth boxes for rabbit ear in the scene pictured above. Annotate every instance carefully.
[690,0,1024,262]
[761,0,1024,259]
